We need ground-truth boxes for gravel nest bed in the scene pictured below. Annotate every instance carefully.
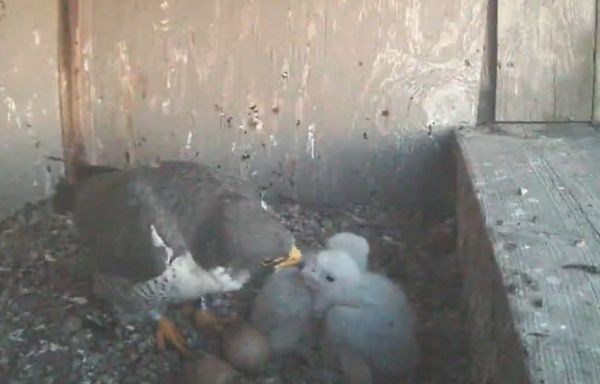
[0,199,468,384]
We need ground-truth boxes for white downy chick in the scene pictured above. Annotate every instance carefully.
[250,266,315,356]
[301,249,419,383]
[325,232,370,271]
[249,232,370,357]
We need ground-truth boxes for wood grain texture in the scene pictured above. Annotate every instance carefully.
[476,0,497,124]
[84,0,487,207]
[0,0,63,218]
[57,0,95,182]
[594,0,600,123]
[496,0,595,121]
[458,124,600,383]
[456,147,530,384]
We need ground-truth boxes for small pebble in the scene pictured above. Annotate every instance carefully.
[68,296,88,305]
[321,218,335,231]
[531,297,543,308]
[62,316,83,334]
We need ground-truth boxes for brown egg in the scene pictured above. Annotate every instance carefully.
[181,353,241,384]
[194,309,224,334]
[194,309,241,334]
[222,322,271,372]
[180,303,195,318]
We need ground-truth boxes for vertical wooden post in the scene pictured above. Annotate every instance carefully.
[57,0,94,183]
[476,0,498,124]
[593,0,600,123]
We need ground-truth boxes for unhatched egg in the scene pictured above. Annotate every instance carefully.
[181,352,241,384]
[222,323,271,372]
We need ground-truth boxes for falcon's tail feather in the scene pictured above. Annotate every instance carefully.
[52,159,121,214]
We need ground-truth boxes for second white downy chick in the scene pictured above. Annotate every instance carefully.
[301,249,419,383]
[250,266,315,356]
[325,232,370,271]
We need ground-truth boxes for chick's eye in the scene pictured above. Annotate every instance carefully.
[326,275,335,282]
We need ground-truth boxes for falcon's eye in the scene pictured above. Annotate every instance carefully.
[326,275,335,283]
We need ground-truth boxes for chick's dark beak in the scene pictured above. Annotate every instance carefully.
[297,260,306,270]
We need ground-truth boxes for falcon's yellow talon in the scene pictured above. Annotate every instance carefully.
[156,317,190,356]
[274,245,303,269]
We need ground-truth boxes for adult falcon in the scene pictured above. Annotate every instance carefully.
[54,160,302,355]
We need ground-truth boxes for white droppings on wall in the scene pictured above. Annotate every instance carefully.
[154,19,171,33]
[25,100,33,126]
[269,134,277,147]
[88,0,487,205]
[161,99,171,115]
[306,123,317,159]
[260,190,268,210]
[33,30,41,45]
[185,130,193,149]
[4,96,16,123]
[250,115,263,132]
[82,39,92,72]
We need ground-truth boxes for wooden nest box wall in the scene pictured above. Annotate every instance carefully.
[2,0,600,383]
[52,0,494,213]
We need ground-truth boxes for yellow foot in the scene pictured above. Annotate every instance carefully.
[156,317,190,357]
[193,308,239,334]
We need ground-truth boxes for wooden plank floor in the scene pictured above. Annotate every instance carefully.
[457,124,600,384]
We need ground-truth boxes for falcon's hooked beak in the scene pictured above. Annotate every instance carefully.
[265,244,303,269]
